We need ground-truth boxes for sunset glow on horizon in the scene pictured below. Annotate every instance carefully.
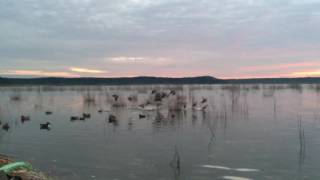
[1,0,320,78]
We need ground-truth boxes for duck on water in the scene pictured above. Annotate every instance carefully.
[40,122,51,130]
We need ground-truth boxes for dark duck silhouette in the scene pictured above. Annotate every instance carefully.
[169,90,176,96]
[70,116,79,121]
[108,115,117,123]
[40,122,51,130]
[2,123,10,131]
[192,102,197,108]
[202,105,208,111]
[112,94,119,101]
[201,98,208,104]
[154,93,163,102]
[45,111,53,115]
[83,113,91,119]
[139,104,145,108]
[139,114,146,119]
[21,115,30,123]
[161,92,168,98]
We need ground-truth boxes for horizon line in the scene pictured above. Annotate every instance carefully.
[1,75,320,80]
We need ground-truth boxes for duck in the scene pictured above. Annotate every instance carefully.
[112,94,119,101]
[40,122,51,130]
[2,123,10,131]
[192,102,197,108]
[169,90,176,96]
[128,95,138,102]
[21,115,30,123]
[202,105,208,111]
[40,122,51,129]
[83,113,91,119]
[108,115,117,123]
[161,92,169,98]
[70,116,79,121]
[139,114,146,119]
[154,93,163,102]
[201,98,208,104]
[45,111,53,115]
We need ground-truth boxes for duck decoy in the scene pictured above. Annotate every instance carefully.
[40,122,51,130]
[45,111,53,115]
[139,114,146,119]
[98,109,103,113]
[151,90,157,94]
[2,123,10,131]
[79,117,85,121]
[112,94,119,101]
[108,115,117,123]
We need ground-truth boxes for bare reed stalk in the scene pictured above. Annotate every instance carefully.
[298,115,306,168]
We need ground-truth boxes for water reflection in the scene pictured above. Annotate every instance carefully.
[0,85,320,179]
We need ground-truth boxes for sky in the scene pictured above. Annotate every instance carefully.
[1,0,320,79]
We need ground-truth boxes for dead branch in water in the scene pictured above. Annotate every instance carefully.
[170,146,181,179]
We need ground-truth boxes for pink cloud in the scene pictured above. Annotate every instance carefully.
[240,62,320,72]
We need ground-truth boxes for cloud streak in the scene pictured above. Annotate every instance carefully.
[0,70,79,77]
[70,67,106,74]
[108,56,173,66]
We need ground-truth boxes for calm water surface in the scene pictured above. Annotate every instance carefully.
[0,84,320,180]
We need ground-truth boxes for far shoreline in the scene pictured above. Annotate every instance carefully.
[0,76,320,86]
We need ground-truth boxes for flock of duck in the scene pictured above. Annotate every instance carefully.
[0,89,209,132]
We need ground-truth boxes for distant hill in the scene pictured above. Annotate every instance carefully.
[0,76,222,85]
[226,77,320,84]
[0,76,320,86]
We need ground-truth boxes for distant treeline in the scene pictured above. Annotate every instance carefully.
[0,76,320,86]
[0,76,221,85]
[226,77,320,84]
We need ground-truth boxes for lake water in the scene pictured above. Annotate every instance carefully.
[0,84,320,180]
